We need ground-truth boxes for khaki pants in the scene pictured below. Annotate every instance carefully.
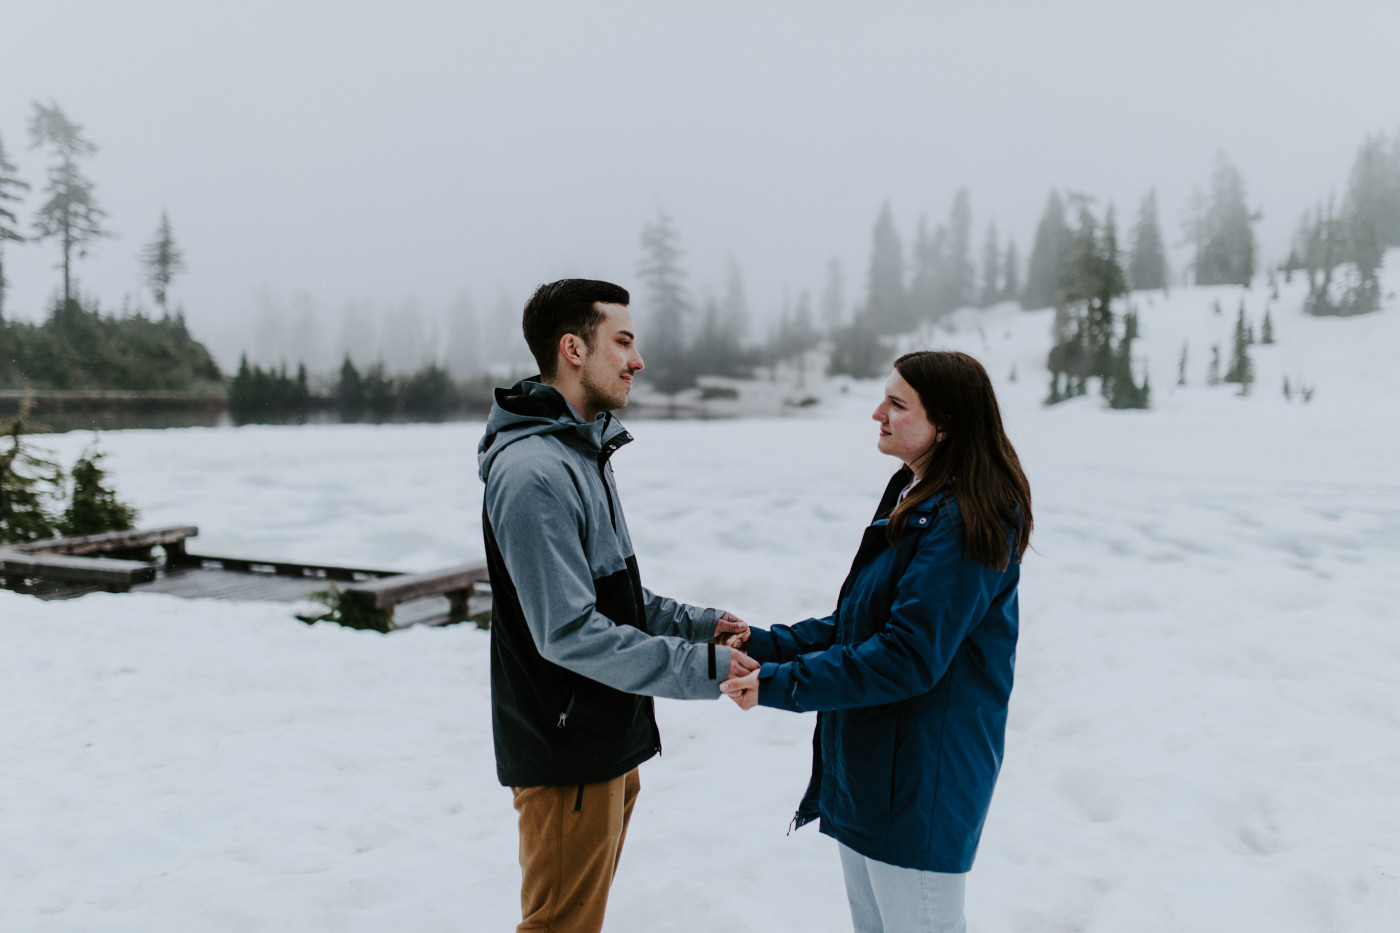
[511,768,641,933]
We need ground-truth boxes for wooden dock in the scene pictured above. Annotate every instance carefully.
[1,526,491,629]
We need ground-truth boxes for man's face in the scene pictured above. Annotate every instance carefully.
[579,302,644,414]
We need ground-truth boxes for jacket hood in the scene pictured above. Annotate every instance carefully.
[477,377,629,482]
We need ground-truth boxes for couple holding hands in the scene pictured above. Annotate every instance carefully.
[478,279,1032,933]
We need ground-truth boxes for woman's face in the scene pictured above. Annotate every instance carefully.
[873,369,942,474]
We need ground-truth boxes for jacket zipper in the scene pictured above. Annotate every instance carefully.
[557,691,577,729]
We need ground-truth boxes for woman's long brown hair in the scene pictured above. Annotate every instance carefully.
[885,350,1033,570]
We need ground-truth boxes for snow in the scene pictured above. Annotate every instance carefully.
[3,264,1400,931]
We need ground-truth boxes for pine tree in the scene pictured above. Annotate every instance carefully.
[908,215,939,322]
[336,355,366,420]
[979,221,1000,307]
[1128,189,1169,291]
[28,101,110,308]
[1207,345,1221,385]
[636,210,693,394]
[1224,305,1253,392]
[1261,307,1274,344]
[1106,314,1149,410]
[0,397,63,544]
[1196,152,1258,287]
[1023,189,1070,310]
[59,447,137,536]
[946,189,975,312]
[0,132,30,323]
[1001,238,1021,304]
[865,202,909,335]
[1177,342,1188,386]
[141,211,186,317]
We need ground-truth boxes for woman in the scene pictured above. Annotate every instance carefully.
[721,350,1032,933]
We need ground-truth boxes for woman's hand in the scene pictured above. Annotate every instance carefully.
[720,669,760,710]
[713,611,750,648]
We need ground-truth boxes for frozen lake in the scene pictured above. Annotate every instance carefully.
[4,282,1400,931]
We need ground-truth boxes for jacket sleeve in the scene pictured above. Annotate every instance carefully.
[757,520,1006,712]
[744,614,838,664]
[487,456,728,700]
[642,588,720,643]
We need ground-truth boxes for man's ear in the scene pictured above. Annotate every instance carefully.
[558,333,587,369]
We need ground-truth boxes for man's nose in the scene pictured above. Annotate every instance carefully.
[631,352,644,372]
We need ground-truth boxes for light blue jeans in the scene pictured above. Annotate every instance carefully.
[838,841,968,933]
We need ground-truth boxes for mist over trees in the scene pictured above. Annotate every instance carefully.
[0,132,29,322]
[28,102,109,308]
[141,211,185,317]
[1186,153,1259,287]
[1045,197,1147,408]
[1293,132,1400,317]
[1128,189,1169,291]
[2,94,1394,410]
[1023,190,1071,311]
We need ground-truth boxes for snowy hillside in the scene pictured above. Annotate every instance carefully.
[2,265,1399,932]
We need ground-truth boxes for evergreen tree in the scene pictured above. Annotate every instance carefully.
[336,355,366,420]
[1207,345,1221,385]
[59,447,137,536]
[1105,310,1149,409]
[945,189,975,312]
[1023,189,1070,310]
[1001,238,1020,304]
[1128,189,1169,291]
[1261,307,1274,344]
[0,397,63,544]
[0,132,30,323]
[1046,196,1126,401]
[1301,195,1378,317]
[28,101,110,307]
[1177,342,1188,386]
[141,211,186,317]
[1196,152,1258,286]
[636,211,693,393]
[979,221,1000,307]
[865,201,909,335]
[1224,305,1253,392]
[908,215,940,322]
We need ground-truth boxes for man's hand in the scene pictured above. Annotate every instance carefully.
[713,611,750,649]
[727,647,759,680]
[720,669,760,710]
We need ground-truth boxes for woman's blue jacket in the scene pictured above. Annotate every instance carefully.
[746,470,1020,874]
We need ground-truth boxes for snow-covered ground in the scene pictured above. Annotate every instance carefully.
[3,268,1400,931]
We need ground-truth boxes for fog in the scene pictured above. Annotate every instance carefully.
[2,0,1397,374]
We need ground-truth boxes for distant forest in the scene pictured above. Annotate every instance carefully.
[1,98,1397,415]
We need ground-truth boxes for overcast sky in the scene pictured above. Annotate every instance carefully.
[3,0,1398,368]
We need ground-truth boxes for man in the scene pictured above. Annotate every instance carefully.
[477,278,755,933]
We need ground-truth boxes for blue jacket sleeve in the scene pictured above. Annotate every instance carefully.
[758,521,1006,712]
[745,614,839,664]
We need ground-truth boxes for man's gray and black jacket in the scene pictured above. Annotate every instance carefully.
[478,378,732,788]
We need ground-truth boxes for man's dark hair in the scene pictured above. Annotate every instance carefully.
[522,279,630,379]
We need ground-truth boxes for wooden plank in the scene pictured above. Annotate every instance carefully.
[343,563,490,611]
[183,553,392,582]
[11,526,199,556]
[0,551,156,586]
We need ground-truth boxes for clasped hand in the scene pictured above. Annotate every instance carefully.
[713,611,760,710]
